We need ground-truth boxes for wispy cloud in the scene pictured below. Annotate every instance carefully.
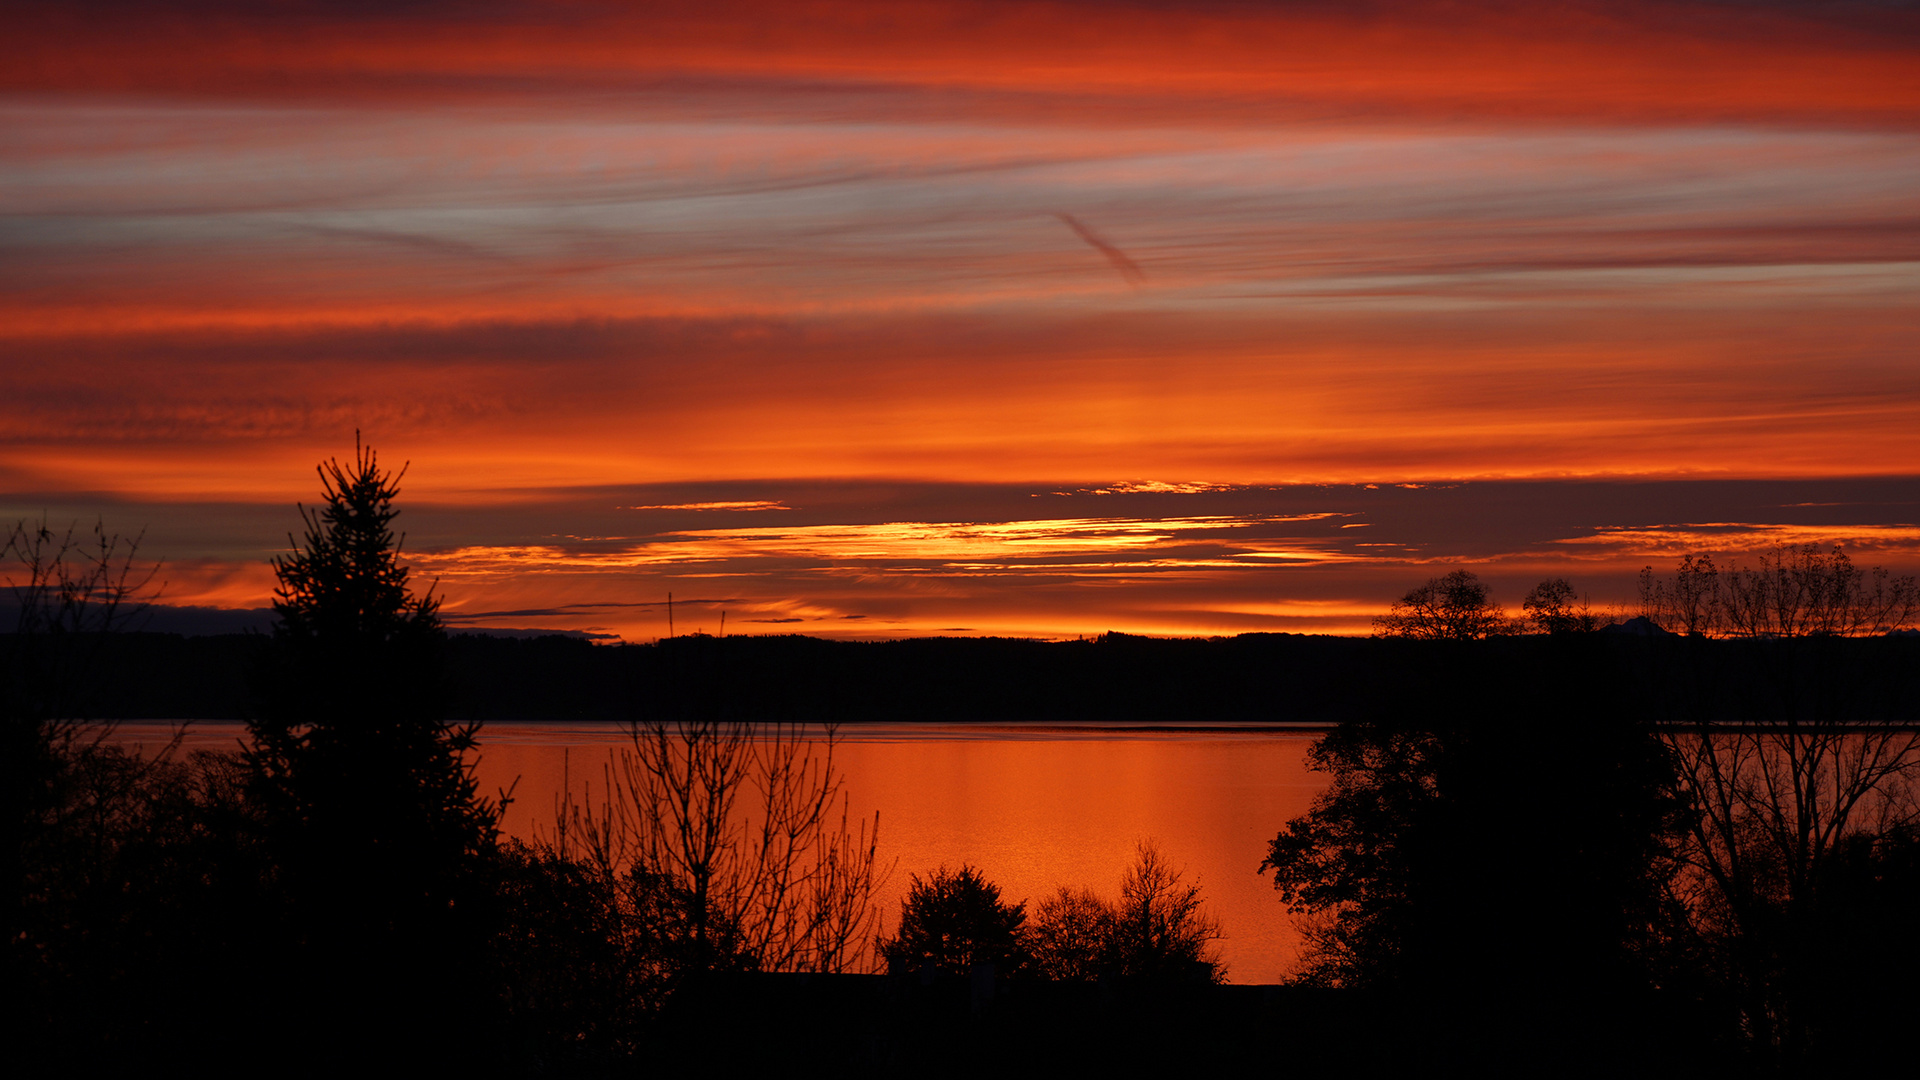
[408,513,1357,578]
[1554,523,1920,560]
[624,500,790,512]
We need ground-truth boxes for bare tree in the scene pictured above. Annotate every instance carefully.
[1665,689,1920,1056]
[1027,842,1224,983]
[3,518,169,1017]
[1107,842,1224,982]
[4,519,154,632]
[1640,544,1920,638]
[1640,544,1920,1059]
[1521,577,1600,635]
[551,719,885,979]
[1719,544,1919,639]
[3,517,163,838]
[1027,886,1110,982]
[3,518,158,724]
[1639,552,1723,637]
[1374,569,1510,640]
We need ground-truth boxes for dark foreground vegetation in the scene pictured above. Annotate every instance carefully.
[8,446,1920,1074]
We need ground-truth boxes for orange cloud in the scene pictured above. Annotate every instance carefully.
[9,2,1919,126]
[407,513,1354,579]
[1554,524,1920,562]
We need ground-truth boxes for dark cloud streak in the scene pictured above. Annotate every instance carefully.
[1055,213,1146,286]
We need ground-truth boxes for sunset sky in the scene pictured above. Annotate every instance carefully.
[6,0,1919,640]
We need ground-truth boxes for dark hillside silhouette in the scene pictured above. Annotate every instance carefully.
[59,628,1920,734]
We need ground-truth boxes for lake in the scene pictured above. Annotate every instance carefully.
[112,720,1330,984]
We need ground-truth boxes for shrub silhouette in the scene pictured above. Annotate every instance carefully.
[1028,843,1223,983]
[1259,654,1713,1070]
[1107,843,1224,982]
[880,864,1028,976]
[1028,886,1112,981]
[2,519,290,1068]
[488,840,681,1060]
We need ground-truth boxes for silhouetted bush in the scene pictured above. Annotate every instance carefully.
[1792,824,1920,1070]
[1028,886,1111,981]
[1106,843,1224,982]
[880,864,1029,976]
[487,841,682,1066]
[1028,844,1223,984]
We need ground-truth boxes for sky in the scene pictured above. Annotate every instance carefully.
[5,0,1920,640]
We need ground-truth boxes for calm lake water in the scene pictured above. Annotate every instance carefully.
[112,720,1329,984]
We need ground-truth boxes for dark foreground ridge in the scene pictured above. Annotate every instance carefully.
[44,628,1920,725]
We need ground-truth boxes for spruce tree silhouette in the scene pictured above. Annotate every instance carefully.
[247,437,505,1063]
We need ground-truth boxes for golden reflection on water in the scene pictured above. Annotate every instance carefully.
[476,722,1327,985]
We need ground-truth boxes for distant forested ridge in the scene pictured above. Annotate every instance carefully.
[39,630,1920,725]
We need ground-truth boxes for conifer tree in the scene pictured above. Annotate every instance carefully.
[269,436,441,654]
[247,438,504,1030]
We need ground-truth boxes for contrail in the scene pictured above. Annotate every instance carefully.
[1055,212,1147,287]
